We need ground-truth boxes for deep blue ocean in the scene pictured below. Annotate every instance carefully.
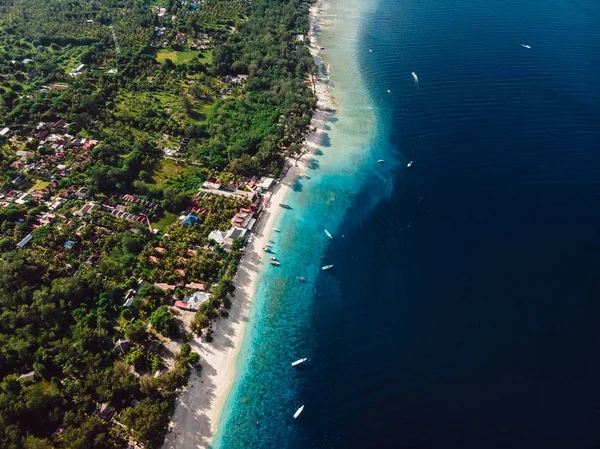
[214,0,600,447]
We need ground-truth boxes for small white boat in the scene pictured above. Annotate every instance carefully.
[301,173,310,179]
[378,159,385,163]
[296,276,306,282]
[521,43,531,49]
[270,256,278,261]
[270,260,281,266]
[324,229,333,239]
[294,405,304,419]
[369,49,372,53]
[292,358,308,367]
[322,264,334,271]
[407,161,413,168]
[387,89,391,93]
[273,228,281,232]
[412,72,418,82]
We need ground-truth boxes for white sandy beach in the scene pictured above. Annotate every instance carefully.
[162,3,334,448]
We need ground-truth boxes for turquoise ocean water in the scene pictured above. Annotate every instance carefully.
[211,0,395,446]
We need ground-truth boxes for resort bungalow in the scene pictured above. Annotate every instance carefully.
[232,207,256,230]
[154,282,177,291]
[179,212,198,226]
[18,371,36,382]
[96,403,114,421]
[69,64,85,77]
[122,289,136,307]
[174,300,190,310]
[183,291,210,310]
[208,227,247,250]
[185,282,205,290]
[114,339,130,355]
[17,234,33,249]
[256,177,276,192]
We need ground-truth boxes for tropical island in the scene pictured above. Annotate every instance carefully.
[0,0,317,446]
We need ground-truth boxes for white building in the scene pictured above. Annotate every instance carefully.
[183,291,210,310]
[256,177,276,192]
[208,227,248,250]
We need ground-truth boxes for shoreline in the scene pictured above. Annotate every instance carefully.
[162,2,334,446]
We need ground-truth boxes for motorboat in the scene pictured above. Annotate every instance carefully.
[294,405,304,419]
[322,264,334,271]
[324,229,333,239]
[291,358,308,367]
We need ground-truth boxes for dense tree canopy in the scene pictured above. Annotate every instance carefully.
[0,0,315,445]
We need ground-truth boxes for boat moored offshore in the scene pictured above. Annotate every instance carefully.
[322,264,334,271]
[291,358,308,367]
[294,405,305,419]
[279,203,292,209]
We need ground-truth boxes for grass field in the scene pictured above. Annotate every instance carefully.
[151,211,179,231]
[151,159,188,185]
[156,49,199,65]
[31,180,50,191]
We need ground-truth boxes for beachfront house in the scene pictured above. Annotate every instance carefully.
[256,177,276,192]
[208,227,247,250]
[183,291,210,310]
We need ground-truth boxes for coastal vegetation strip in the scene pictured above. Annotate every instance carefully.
[0,0,316,447]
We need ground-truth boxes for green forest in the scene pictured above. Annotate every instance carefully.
[0,0,316,446]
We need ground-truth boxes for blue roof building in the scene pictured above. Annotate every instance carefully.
[179,212,198,226]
